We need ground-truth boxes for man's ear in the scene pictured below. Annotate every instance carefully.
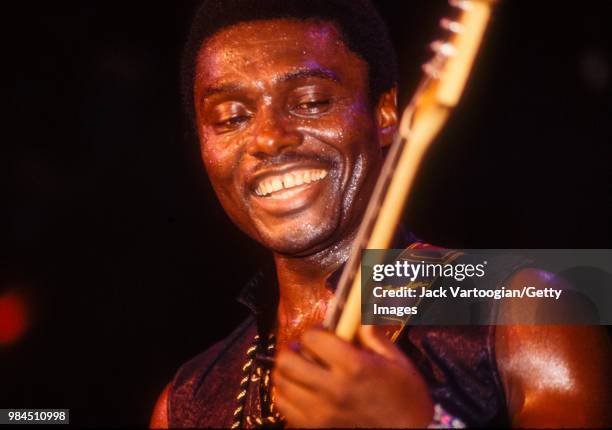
[375,86,398,148]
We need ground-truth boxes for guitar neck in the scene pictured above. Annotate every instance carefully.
[322,130,410,332]
[323,0,496,341]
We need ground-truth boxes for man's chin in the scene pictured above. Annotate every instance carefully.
[256,222,338,257]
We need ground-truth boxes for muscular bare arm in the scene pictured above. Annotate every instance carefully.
[496,269,612,427]
[149,383,170,429]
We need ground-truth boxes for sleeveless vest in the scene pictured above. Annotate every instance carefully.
[168,244,527,428]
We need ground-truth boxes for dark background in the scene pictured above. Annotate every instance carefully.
[4,0,611,426]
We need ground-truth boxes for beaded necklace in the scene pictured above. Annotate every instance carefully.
[231,333,285,428]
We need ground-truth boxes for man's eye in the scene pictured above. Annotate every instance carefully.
[214,115,250,130]
[293,99,330,115]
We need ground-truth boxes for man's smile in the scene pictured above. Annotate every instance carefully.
[248,162,333,215]
[254,168,329,198]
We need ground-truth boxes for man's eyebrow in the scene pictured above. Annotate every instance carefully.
[200,68,339,100]
[200,83,246,99]
[277,68,340,84]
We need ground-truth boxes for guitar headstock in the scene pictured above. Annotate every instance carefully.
[400,0,497,139]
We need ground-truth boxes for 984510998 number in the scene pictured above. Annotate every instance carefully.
[1,409,69,424]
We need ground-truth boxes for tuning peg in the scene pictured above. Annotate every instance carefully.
[429,40,456,57]
[449,0,473,11]
[422,62,441,79]
[440,18,463,33]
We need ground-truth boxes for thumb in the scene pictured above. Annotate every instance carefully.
[357,325,406,363]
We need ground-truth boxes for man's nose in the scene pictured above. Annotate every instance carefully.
[246,118,302,157]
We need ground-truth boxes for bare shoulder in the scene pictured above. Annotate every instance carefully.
[150,383,171,429]
[495,269,612,427]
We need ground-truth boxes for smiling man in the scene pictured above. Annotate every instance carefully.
[150,1,611,428]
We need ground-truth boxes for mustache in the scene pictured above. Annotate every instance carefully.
[251,151,334,172]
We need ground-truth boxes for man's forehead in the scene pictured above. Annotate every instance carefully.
[195,19,357,85]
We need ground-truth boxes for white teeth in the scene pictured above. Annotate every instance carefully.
[254,168,328,197]
[283,173,295,188]
[294,172,304,186]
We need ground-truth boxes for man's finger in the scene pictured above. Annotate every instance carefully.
[273,370,320,426]
[275,347,335,392]
[274,394,308,428]
[299,329,361,373]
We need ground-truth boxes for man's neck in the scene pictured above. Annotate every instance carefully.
[273,232,355,346]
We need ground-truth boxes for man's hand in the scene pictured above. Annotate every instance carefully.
[272,326,433,428]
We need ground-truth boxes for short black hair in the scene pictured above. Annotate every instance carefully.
[181,0,398,126]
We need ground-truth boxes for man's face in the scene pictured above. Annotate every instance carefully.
[194,19,392,255]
